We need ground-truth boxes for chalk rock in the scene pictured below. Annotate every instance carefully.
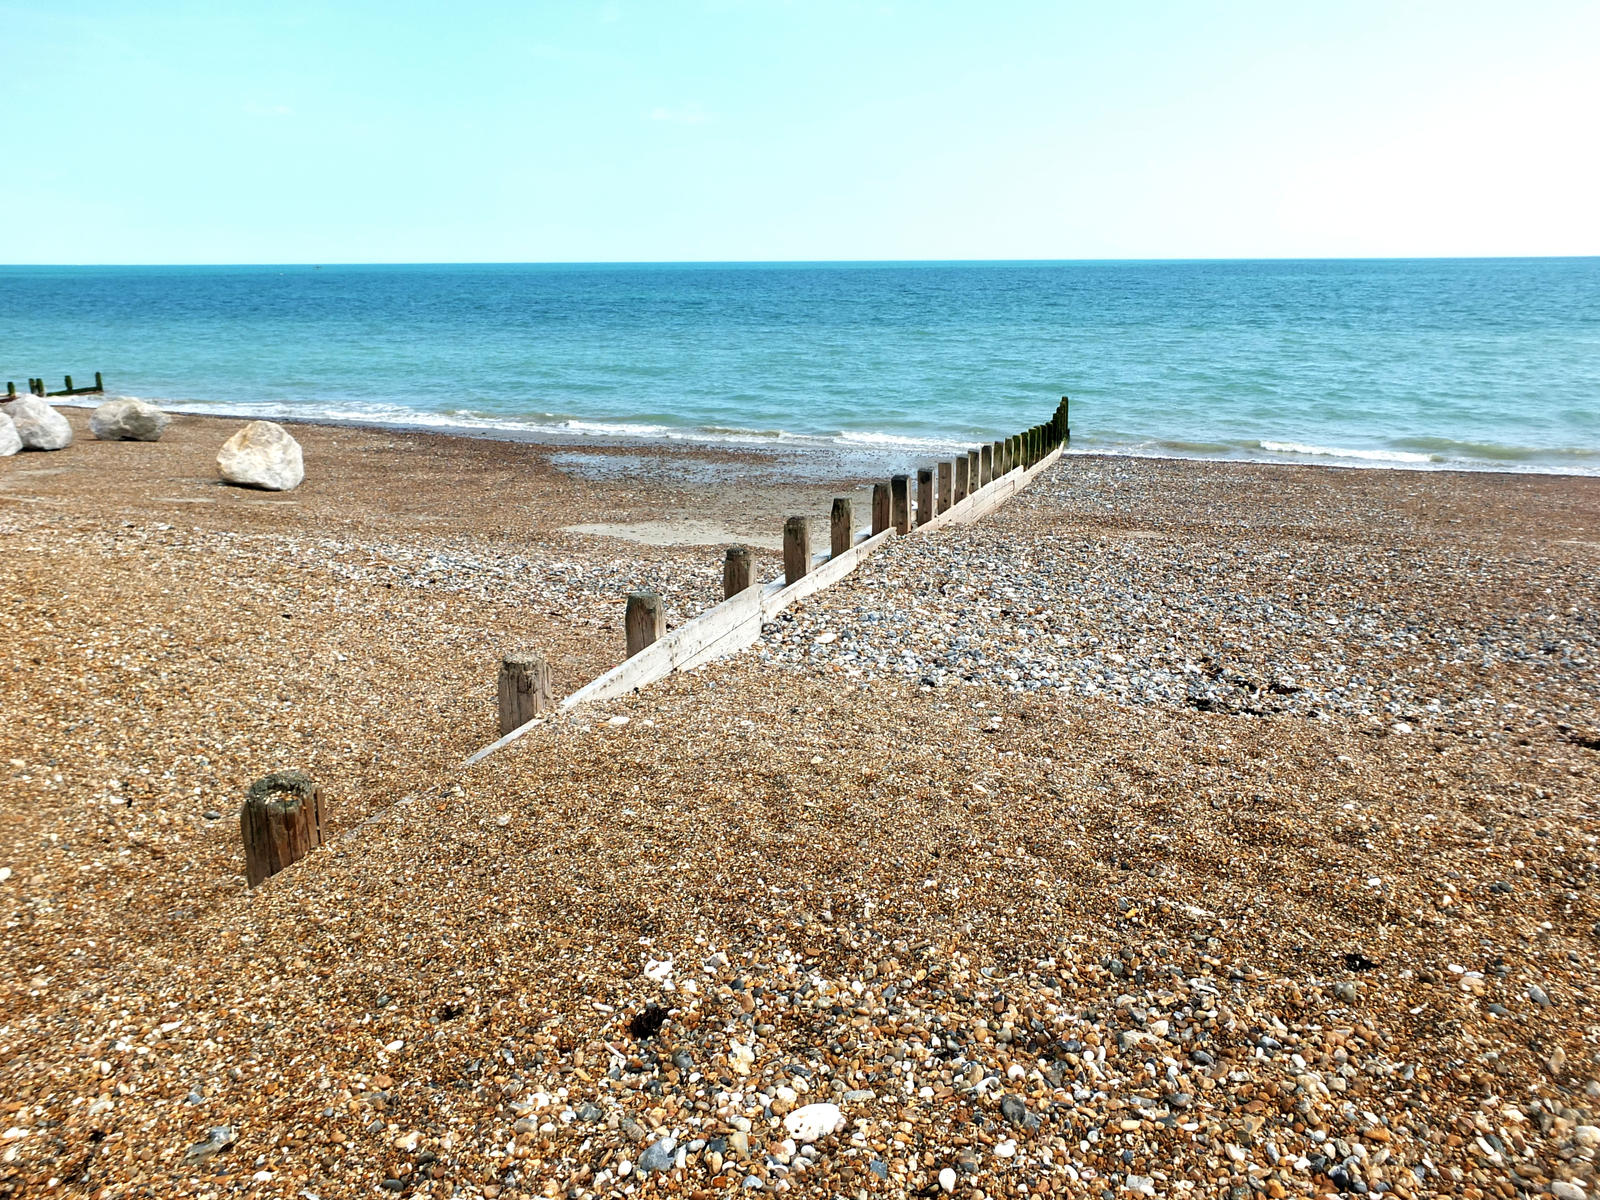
[0,413,20,457]
[782,1103,844,1143]
[1,396,73,450]
[90,397,171,442]
[217,420,303,491]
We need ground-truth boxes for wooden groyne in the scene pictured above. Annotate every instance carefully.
[463,397,1071,767]
[7,372,106,400]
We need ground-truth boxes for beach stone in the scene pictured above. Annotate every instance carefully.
[217,420,304,491]
[90,397,171,442]
[1551,1183,1586,1200]
[0,413,19,457]
[1,396,72,450]
[637,1136,677,1172]
[783,1102,843,1142]
[183,1125,236,1163]
[1000,1094,1031,1127]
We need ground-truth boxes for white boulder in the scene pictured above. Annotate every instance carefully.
[0,413,20,457]
[217,421,304,491]
[90,397,171,442]
[782,1102,844,1143]
[1,396,73,451]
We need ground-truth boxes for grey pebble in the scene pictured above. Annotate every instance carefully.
[638,1136,677,1172]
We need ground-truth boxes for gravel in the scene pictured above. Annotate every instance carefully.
[2,414,1597,1199]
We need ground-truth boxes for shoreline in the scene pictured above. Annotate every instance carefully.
[48,397,1600,481]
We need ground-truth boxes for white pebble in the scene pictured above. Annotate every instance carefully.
[783,1102,844,1142]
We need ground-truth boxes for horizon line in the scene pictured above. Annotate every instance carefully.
[3,254,1598,270]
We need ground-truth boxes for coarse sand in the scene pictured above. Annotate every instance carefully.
[2,408,1598,1200]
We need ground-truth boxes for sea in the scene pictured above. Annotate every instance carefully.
[3,259,1597,474]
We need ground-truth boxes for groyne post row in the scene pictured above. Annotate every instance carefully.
[7,372,106,400]
[464,397,1071,767]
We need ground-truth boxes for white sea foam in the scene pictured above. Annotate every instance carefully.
[1258,440,1437,465]
[103,394,1599,476]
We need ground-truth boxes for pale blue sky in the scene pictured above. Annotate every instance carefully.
[3,1,1596,263]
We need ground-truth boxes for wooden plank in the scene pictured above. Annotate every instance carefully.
[564,584,765,707]
[760,526,894,618]
[463,440,1061,767]
[920,444,1061,533]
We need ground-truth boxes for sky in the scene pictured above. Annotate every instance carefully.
[2,0,1597,263]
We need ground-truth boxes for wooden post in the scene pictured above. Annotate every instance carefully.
[240,770,324,888]
[967,449,980,491]
[830,498,853,558]
[954,456,969,504]
[992,439,1004,476]
[890,474,910,535]
[783,516,811,583]
[94,371,104,391]
[626,590,664,657]
[937,460,953,513]
[5,382,13,399]
[64,375,73,392]
[498,651,551,735]
[979,445,992,487]
[871,482,891,535]
[916,468,933,527]
[1062,395,1070,443]
[723,545,753,598]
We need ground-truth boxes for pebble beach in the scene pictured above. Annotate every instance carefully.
[2,408,1598,1200]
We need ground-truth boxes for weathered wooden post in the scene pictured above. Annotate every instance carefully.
[979,445,993,487]
[1062,395,1071,443]
[916,468,933,527]
[5,382,13,399]
[240,770,324,888]
[937,460,953,513]
[830,498,853,558]
[871,482,891,535]
[954,456,969,504]
[94,371,104,391]
[723,545,753,598]
[890,474,910,535]
[64,375,73,392]
[783,516,811,583]
[967,449,980,491]
[498,651,552,735]
[992,439,1004,476]
[626,590,664,657]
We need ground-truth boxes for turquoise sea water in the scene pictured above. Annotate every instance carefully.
[3,260,1597,473]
